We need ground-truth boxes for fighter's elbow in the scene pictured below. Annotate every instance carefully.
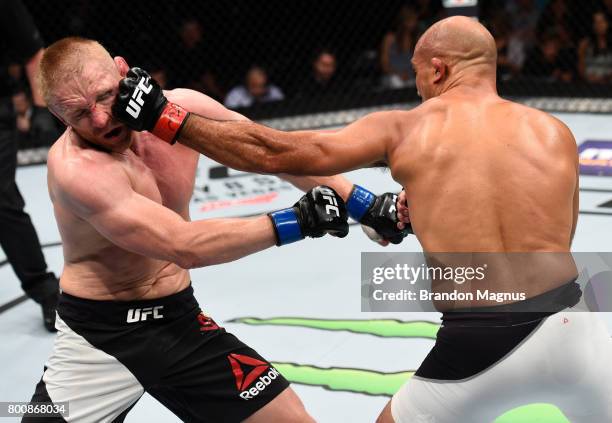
[171,246,200,269]
[169,229,202,269]
[174,250,234,269]
[171,240,231,269]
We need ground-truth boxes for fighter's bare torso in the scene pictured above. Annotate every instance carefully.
[48,120,199,301]
[390,92,577,251]
[388,90,579,302]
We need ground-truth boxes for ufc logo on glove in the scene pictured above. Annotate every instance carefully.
[320,187,340,216]
[125,77,153,118]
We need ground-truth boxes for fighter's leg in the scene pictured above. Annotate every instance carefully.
[244,387,314,423]
[145,308,315,423]
[380,313,560,423]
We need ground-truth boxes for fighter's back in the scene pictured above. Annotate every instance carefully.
[392,92,578,253]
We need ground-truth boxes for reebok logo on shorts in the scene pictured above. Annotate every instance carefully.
[126,305,164,323]
[227,353,280,400]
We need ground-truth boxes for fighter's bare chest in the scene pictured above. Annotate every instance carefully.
[120,139,195,212]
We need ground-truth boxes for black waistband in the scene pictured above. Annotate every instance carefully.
[58,285,198,325]
[442,278,582,327]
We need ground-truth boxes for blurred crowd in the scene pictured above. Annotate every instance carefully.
[4,0,612,133]
[484,0,612,84]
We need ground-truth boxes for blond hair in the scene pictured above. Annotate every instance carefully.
[39,37,109,106]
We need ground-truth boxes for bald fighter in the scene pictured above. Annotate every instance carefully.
[23,37,408,423]
[115,16,612,423]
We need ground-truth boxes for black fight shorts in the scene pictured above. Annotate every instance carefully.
[24,285,289,422]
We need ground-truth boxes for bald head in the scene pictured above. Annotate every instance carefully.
[415,16,497,71]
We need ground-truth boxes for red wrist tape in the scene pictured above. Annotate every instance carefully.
[152,102,190,144]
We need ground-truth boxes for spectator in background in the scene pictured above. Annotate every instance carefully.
[487,12,525,80]
[170,18,224,102]
[7,63,23,83]
[578,11,612,83]
[299,48,339,97]
[522,31,574,82]
[380,6,419,88]
[11,87,32,144]
[506,0,540,50]
[224,66,284,109]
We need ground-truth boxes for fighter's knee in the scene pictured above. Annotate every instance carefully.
[274,393,315,423]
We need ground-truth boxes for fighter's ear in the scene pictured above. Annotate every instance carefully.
[431,58,445,83]
[114,56,129,77]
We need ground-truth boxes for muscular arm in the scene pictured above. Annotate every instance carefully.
[167,88,357,198]
[177,110,400,176]
[57,158,276,269]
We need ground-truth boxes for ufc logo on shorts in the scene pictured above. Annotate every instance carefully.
[125,77,153,118]
[126,306,164,323]
[320,187,340,217]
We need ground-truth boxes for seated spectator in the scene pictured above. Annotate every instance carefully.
[380,6,419,88]
[224,66,284,109]
[522,32,575,82]
[578,11,612,83]
[299,48,339,97]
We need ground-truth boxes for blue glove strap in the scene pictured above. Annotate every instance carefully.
[346,185,376,222]
[269,208,304,246]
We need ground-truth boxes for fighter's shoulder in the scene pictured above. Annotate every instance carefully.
[511,102,574,139]
[164,88,203,107]
[50,141,126,207]
[409,97,448,116]
[506,102,577,154]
